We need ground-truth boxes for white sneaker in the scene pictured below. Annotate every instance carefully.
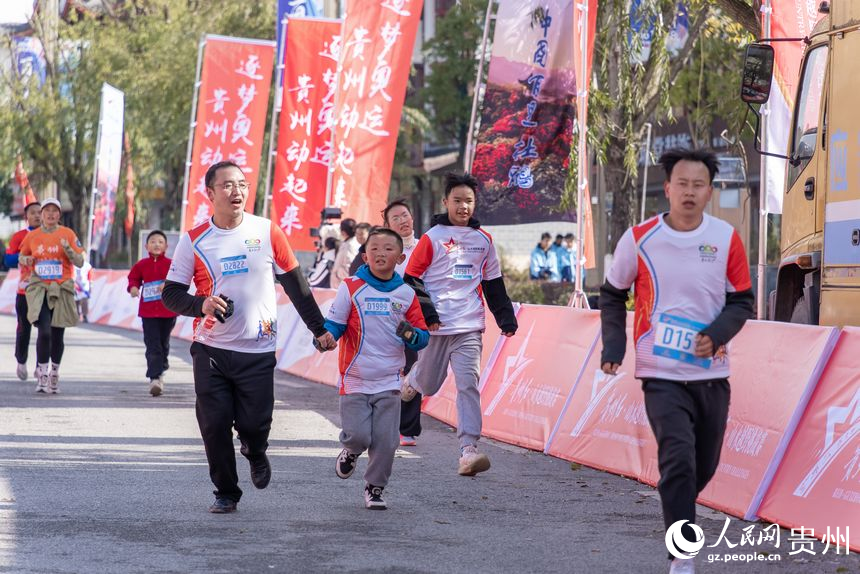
[49,369,60,394]
[149,377,163,397]
[364,484,387,510]
[16,363,27,381]
[458,445,491,476]
[669,558,695,574]
[35,371,49,394]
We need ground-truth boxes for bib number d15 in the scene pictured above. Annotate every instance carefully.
[653,313,712,369]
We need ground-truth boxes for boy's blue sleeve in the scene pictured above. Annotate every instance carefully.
[4,253,18,268]
[404,326,430,351]
[323,319,346,341]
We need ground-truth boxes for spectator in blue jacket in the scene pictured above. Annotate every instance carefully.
[530,232,559,281]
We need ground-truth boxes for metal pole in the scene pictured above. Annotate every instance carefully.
[757,0,772,320]
[86,84,106,257]
[263,18,289,220]
[180,39,206,234]
[639,122,652,223]
[571,0,590,309]
[463,0,494,173]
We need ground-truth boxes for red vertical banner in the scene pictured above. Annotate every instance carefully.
[183,36,275,232]
[329,0,424,223]
[271,17,341,251]
[123,133,135,238]
[574,0,597,268]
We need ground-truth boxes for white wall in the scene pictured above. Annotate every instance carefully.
[484,221,577,272]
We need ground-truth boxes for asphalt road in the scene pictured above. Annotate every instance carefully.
[0,314,857,574]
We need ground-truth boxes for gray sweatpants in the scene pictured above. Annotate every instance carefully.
[411,331,483,449]
[339,390,401,487]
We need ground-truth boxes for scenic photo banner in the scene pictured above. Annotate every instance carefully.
[182,36,275,232]
[271,17,342,251]
[472,0,577,224]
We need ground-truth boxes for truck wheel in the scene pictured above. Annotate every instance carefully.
[790,296,810,324]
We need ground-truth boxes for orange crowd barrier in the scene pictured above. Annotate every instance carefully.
[0,269,853,536]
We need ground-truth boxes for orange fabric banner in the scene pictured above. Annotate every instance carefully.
[758,327,860,552]
[329,0,424,223]
[183,36,275,232]
[480,306,600,451]
[271,17,341,251]
[574,0,597,268]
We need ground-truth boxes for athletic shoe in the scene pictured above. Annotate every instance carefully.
[400,379,418,402]
[399,435,417,447]
[669,558,695,574]
[335,448,359,479]
[149,377,163,397]
[458,445,491,476]
[48,368,60,394]
[364,484,386,510]
[16,363,27,381]
[35,371,49,394]
[208,497,238,514]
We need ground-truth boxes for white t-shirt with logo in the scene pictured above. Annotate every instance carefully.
[405,225,502,336]
[167,213,300,353]
[606,213,752,381]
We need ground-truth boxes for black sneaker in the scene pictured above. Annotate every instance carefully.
[336,448,359,479]
[209,497,238,514]
[248,453,271,489]
[364,484,386,510]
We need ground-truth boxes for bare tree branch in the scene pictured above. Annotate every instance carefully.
[713,0,760,37]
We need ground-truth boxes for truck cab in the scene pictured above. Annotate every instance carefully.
[744,2,860,326]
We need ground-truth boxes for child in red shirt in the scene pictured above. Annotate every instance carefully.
[128,230,178,397]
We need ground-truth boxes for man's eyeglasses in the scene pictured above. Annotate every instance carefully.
[215,181,249,193]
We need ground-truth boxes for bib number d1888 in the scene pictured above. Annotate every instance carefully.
[653,313,712,369]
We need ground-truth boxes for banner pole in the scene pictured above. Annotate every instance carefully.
[86,83,106,258]
[464,0,494,173]
[263,18,289,220]
[571,0,590,309]
[757,0,772,320]
[180,38,206,234]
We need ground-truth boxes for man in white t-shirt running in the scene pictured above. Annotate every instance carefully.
[600,148,754,574]
[162,161,336,514]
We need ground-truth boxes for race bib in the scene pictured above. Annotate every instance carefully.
[35,260,62,280]
[365,297,391,316]
[142,280,164,302]
[653,313,712,369]
[452,263,474,281]
[220,255,248,276]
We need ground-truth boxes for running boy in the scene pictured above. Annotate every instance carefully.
[600,148,754,574]
[324,228,429,509]
[403,172,518,476]
[128,230,178,397]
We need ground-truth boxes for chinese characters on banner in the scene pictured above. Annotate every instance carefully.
[763,1,824,214]
[182,36,275,232]
[271,17,342,251]
[90,83,125,258]
[329,0,424,224]
[575,0,598,268]
[472,0,577,224]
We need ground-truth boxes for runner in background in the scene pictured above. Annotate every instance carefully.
[74,258,93,323]
[5,201,40,381]
[18,198,84,394]
[128,230,178,397]
[599,149,754,574]
[403,172,518,477]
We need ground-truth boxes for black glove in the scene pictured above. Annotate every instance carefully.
[213,294,234,324]
[396,320,416,344]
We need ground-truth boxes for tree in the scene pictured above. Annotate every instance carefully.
[587,0,755,249]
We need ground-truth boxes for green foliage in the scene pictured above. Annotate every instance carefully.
[423,0,489,151]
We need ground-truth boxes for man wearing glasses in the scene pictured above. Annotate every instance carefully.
[163,160,336,513]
